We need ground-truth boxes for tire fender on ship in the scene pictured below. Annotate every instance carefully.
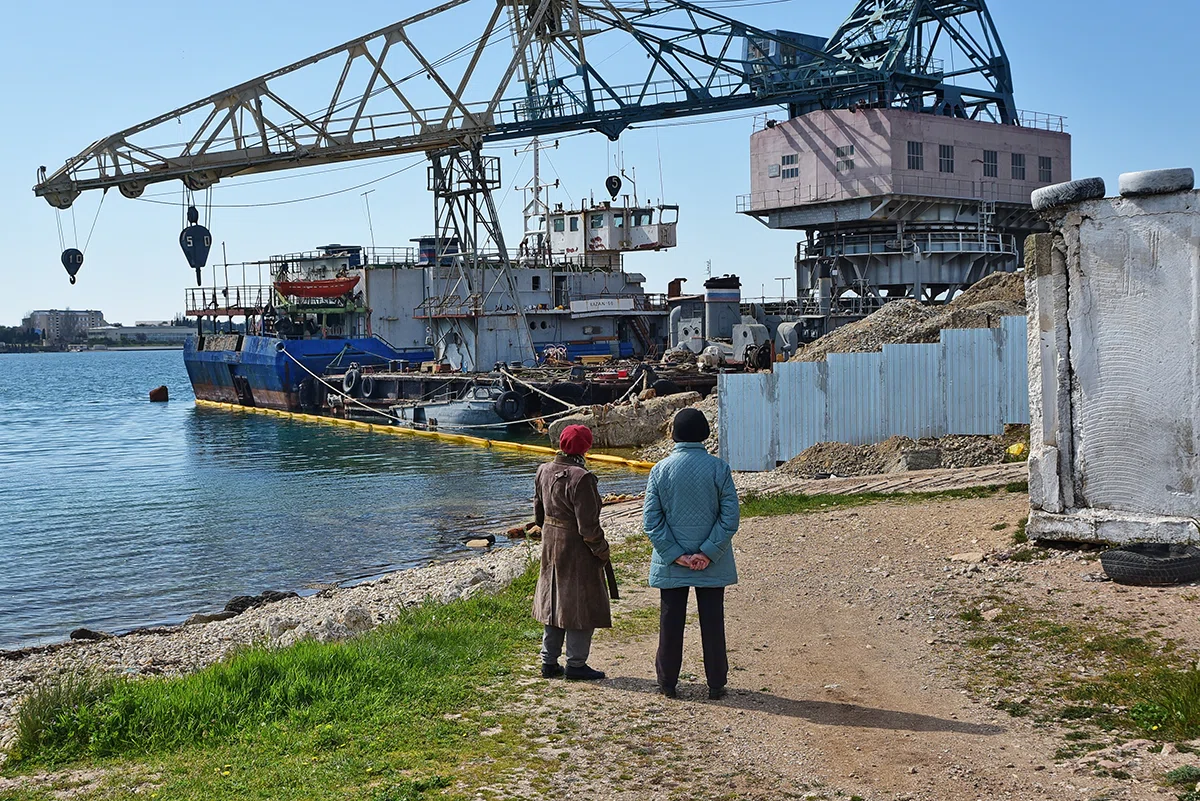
[343,368,361,396]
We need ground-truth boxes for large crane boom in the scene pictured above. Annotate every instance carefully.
[33,0,1017,209]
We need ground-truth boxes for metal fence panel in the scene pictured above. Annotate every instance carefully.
[718,317,1029,471]
[883,343,946,439]
[1002,315,1031,424]
[776,361,828,462]
[827,351,887,445]
[718,371,777,471]
[943,326,1005,435]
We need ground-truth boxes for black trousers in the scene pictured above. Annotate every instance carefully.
[656,586,728,690]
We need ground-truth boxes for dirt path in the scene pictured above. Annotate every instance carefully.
[497,494,1176,801]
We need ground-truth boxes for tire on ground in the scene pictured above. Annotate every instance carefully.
[1118,167,1195,197]
[1099,543,1200,587]
[1031,177,1106,211]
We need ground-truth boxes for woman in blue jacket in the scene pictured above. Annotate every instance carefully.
[642,407,739,699]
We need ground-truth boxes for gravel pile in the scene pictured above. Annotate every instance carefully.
[777,428,1026,479]
[947,271,1027,309]
[636,393,718,462]
[792,272,1028,363]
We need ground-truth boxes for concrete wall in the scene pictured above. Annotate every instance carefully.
[1026,191,1200,543]
[748,109,1071,210]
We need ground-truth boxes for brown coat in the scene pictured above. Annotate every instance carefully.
[532,455,612,630]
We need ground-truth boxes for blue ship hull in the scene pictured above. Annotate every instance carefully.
[184,334,434,411]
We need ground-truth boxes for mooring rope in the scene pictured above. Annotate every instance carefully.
[280,348,591,430]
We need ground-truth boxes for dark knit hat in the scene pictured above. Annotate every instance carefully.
[672,408,710,443]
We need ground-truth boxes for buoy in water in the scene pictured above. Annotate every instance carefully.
[149,385,169,403]
[61,248,84,285]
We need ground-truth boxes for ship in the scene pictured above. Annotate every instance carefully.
[181,174,710,424]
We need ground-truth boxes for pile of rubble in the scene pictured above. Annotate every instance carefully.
[635,392,719,462]
[792,272,1026,363]
[776,427,1026,479]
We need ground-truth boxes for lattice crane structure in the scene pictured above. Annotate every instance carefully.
[32,0,1033,361]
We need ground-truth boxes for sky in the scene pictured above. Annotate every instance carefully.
[1,0,1197,327]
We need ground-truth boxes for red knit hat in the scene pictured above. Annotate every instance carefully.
[558,424,594,456]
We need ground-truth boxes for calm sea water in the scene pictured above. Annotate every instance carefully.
[0,350,647,650]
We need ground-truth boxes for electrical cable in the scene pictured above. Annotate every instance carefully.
[135,160,423,209]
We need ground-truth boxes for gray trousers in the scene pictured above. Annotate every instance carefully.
[541,625,594,668]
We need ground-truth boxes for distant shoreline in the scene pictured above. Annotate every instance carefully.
[0,346,184,354]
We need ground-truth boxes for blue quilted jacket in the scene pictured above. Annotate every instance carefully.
[642,442,740,589]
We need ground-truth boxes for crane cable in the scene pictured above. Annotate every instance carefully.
[136,159,424,209]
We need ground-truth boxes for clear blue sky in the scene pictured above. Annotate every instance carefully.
[1,0,1196,326]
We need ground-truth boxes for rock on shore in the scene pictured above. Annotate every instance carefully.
[547,392,700,449]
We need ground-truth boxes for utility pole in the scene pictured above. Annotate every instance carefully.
[361,189,377,254]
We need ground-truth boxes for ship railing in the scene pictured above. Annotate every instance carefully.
[1017,109,1068,133]
[797,231,1018,259]
[185,285,276,317]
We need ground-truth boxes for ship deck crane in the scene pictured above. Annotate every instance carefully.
[32,0,1019,367]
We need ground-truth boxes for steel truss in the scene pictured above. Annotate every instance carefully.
[816,0,1016,123]
[35,0,1020,208]
[422,147,534,369]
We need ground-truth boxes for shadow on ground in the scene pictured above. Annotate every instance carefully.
[602,676,1004,736]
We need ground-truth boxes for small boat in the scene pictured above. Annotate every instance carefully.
[392,383,516,431]
[274,276,360,298]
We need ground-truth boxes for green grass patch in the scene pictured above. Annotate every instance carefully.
[740,486,1004,519]
[1012,517,1029,545]
[1004,481,1029,494]
[2,568,554,799]
[1164,765,1200,788]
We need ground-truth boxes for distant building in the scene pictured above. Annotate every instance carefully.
[22,310,107,343]
[86,324,196,345]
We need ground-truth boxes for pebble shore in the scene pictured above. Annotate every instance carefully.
[0,515,648,758]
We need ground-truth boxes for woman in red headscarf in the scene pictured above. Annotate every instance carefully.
[531,424,611,681]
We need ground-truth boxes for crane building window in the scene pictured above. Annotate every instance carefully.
[532,276,541,291]
[907,141,924,171]
[983,150,998,178]
[552,217,565,232]
[781,154,798,166]
[1039,156,1053,183]
[939,144,954,173]
[590,214,605,229]
[836,145,855,172]
[781,167,799,179]
[1012,153,1026,180]
[569,216,580,232]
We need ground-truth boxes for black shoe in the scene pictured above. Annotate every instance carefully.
[541,662,564,679]
[708,686,727,701]
[661,684,678,698]
[564,664,606,681]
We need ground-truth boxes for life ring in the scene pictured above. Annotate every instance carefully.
[494,390,525,422]
[360,374,376,399]
[342,368,361,396]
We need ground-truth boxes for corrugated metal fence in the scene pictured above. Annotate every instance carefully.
[718,316,1029,471]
